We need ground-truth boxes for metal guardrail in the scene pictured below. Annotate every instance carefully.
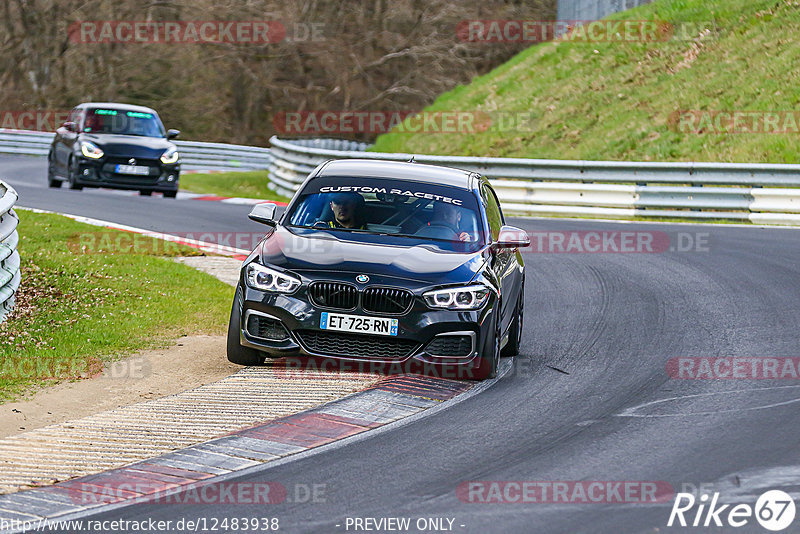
[0,129,272,172]
[0,181,20,324]
[268,136,800,225]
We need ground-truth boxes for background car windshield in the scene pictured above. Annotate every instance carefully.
[286,176,484,246]
[83,109,166,137]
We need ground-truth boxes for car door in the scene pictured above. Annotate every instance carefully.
[481,181,522,335]
[54,107,82,175]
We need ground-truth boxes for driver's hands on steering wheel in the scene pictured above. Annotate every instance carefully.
[458,232,470,242]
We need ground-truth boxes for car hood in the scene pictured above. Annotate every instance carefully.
[82,133,173,158]
[258,226,486,285]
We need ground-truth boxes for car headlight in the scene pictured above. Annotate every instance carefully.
[80,140,104,159]
[160,146,179,164]
[245,263,301,293]
[423,284,491,310]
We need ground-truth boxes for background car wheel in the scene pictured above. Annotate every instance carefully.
[139,190,152,196]
[47,154,62,188]
[67,158,83,190]
[501,290,523,357]
[226,289,265,366]
[163,190,177,199]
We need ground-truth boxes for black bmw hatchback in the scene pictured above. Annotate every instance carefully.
[228,159,529,380]
[47,102,181,197]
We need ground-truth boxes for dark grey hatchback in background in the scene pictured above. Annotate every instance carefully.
[48,102,181,197]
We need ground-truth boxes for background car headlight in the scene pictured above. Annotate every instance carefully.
[160,146,179,164]
[80,141,104,159]
[423,284,491,310]
[246,263,300,293]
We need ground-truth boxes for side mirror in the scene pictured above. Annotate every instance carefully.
[166,129,180,140]
[493,225,530,249]
[63,121,77,133]
[249,203,278,226]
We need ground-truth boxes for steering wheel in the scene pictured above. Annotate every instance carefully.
[415,222,459,240]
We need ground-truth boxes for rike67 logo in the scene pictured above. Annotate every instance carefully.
[668,490,796,531]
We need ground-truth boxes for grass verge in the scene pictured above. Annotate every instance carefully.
[180,171,292,203]
[0,210,234,402]
[371,0,800,163]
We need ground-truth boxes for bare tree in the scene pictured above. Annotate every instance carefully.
[0,0,555,143]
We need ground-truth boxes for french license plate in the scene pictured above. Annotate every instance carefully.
[115,164,150,175]
[320,312,398,336]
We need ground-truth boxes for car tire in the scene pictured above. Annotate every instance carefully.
[163,190,177,199]
[226,289,265,366]
[139,190,152,196]
[67,158,83,190]
[47,153,62,188]
[473,313,501,380]
[501,290,523,358]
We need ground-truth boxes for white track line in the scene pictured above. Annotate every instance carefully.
[17,206,250,257]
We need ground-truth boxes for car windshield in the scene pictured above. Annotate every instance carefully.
[83,108,166,137]
[285,176,485,249]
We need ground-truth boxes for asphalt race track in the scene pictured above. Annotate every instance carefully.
[0,156,267,244]
[4,155,800,533]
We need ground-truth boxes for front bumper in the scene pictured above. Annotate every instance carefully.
[237,271,497,379]
[73,155,180,192]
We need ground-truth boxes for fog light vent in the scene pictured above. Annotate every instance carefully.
[246,312,289,341]
[424,334,474,358]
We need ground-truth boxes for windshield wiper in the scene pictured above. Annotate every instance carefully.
[290,225,466,243]
[289,224,370,233]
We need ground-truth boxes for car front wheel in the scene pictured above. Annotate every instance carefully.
[501,290,523,357]
[67,158,83,190]
[226,289,265,366]
[47,153,62,188]
[473,313,501,380]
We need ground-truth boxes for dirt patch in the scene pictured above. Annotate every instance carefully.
[0,335,237,438]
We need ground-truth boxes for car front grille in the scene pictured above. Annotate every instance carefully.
[309,282,414,315]
[296,330,419,360]
[424,335,474,358]
[309,282,358,310]
[362,287,414,314]
[246,313,290,341]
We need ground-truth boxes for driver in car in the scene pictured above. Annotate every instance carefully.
[325,192,366,229]
[427,202,471,242]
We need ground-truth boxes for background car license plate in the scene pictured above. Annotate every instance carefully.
[115,164,150,175]
[320,312,398,336]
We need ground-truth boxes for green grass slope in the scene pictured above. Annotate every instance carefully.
[371,0,800,163]
[0,211,232,401]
